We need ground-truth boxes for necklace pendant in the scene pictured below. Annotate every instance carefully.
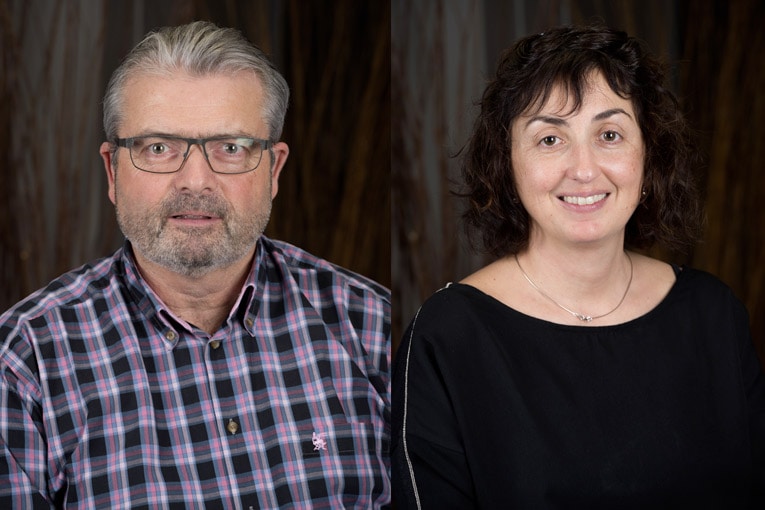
[514,252,633,325]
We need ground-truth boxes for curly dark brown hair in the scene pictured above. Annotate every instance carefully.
[461,23,703,258]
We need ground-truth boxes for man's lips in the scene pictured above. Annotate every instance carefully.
[171,214,216,219]
[168,211,221,222]
[160,193,228,224]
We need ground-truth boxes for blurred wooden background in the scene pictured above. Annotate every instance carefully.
[0,0,391,314]
[392,0,765,363]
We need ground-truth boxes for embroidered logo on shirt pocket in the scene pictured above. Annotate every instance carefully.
[312,431,328,451]
[298,420,374,458]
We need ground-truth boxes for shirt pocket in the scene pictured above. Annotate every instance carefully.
[293,418,388,503]
[297,419,382,459]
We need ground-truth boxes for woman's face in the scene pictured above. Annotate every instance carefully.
[510,71,645,250]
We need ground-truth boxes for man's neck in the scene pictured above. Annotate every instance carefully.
[132,249,255,335]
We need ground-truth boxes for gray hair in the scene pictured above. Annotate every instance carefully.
[103,21,289,142]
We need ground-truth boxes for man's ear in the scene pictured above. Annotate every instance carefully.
[100,141,117,205]
[269,141,289,199]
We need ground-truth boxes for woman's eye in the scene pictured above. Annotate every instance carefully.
[602,130,621,142]
[540,135,558,146]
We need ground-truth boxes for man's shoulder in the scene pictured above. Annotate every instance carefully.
[0,250,124,334]
[261,236,390,303]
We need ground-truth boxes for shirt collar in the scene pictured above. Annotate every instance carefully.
[118,239,267,344]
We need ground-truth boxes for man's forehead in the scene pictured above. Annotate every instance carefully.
[119,70,267,134]
[123,69,264,97]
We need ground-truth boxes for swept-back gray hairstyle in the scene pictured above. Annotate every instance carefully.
[103,21,289,142]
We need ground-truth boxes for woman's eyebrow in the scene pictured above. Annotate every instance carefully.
[524,115,568,128]
[592,108,632,121]
[524,107,633,128]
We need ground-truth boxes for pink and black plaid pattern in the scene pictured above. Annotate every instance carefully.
[0,237,390,508]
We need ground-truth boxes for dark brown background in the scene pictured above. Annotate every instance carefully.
[392,0,765,363]
[0,0,391,311]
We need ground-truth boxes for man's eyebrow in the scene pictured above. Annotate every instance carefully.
[524,108,633,128]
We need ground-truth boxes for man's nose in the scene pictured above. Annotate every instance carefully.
[174,144,217,191]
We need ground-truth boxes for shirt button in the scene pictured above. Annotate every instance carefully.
[210,340,221,350]
[245,317,254,328]
[165,330,177,341]
[227,419,239,435]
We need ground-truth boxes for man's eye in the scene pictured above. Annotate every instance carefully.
[223,143,240,154]
[149,143,168,154]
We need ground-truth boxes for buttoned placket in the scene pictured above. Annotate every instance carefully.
[206,329,246,441]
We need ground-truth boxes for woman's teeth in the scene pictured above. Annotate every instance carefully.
[562,193,607,205]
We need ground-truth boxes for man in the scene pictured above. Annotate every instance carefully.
[0,21,390,508]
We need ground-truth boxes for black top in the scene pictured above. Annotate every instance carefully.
[392,267,765,509]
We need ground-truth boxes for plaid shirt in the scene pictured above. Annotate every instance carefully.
[0,237,390,508]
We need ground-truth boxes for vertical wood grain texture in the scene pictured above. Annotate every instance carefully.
[392,0,491,350]
[274,0,391,288]
[680,0,765,362]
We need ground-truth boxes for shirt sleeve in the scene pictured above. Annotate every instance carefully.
[0,329,62,508]
[391,303,477,509]
[736,302,765,503]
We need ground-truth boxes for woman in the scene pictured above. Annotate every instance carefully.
[392,24,765,508]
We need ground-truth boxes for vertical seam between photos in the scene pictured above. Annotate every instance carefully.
[402,305,423,509]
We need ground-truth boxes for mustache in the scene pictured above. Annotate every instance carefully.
[159,193,229,220]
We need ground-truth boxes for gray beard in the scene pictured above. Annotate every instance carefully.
[115,190,271,278]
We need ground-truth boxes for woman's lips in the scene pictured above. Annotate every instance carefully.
[560,193,608,206]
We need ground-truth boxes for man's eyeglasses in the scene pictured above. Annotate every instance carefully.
[114,135,273,174]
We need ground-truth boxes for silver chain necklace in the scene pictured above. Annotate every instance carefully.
[514,252,633,322]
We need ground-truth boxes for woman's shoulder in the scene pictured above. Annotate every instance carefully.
[672,264,742,301]
[416,282,486,318]
[404,282,500,340]
[669,265,747,320]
